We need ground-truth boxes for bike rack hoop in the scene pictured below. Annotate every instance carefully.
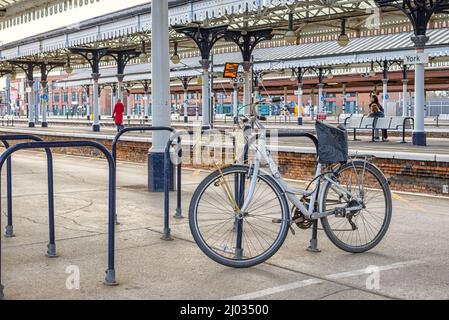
[0,140,117,300]
[162,127,232,241]
[0,134,54,239]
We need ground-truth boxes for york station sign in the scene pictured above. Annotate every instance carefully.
[403,53,429,64]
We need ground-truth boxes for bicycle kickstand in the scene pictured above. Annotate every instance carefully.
[307,220,321,253]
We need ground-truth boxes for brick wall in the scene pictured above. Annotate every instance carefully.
[2,132,449,197]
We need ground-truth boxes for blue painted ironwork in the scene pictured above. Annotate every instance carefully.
[0,135,54,246]
[0,140,117,300]
[111,126,177,224]
[163,126,217,240]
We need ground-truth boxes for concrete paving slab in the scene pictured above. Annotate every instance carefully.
[1,151,449,300]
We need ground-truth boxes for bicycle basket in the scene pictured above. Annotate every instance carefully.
[315,121,349,164]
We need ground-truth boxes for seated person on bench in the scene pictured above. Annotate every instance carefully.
[368,95,388,142]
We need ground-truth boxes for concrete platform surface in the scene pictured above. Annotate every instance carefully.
[1,151,449,300]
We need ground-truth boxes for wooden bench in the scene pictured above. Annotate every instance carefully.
[344,116,414,143]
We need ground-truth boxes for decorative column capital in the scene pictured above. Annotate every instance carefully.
[116,74,125,82]
[92,73,101,81]
[402,79,409,84]
[242,61,252,72]
[200,59,210,71]
[382,78,389,84]
[411,35,430,50]
[27,80,34,87]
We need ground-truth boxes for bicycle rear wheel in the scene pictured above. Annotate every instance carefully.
[320,160,392,253]
[189,165,290,268]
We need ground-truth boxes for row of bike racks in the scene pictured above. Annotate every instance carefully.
[0,138,117,300]
[0,126,322,300]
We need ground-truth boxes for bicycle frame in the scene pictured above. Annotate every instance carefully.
[239,112,363,221]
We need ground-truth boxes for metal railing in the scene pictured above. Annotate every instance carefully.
[0,140,117,300]
[0,135,54,241]
[163,126,225,241]
[111,126,177,226]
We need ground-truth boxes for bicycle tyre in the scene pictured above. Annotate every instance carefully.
[189,165,290,268]
[320,160,392,253]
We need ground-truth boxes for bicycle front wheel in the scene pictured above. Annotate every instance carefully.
[189,165,290,268]
[320,160,392,253]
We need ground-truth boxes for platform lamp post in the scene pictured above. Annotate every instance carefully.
[173,24,229,127]
[178,76,194,123]
[69,47,109,131]
[225,28,274,114]
[375,0,449,145]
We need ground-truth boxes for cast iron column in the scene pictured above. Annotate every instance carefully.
[225,29,273,114]
[375,0,449,145]
[173,24,229,126]
[69,47,109,131]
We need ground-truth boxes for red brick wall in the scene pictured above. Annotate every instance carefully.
[2,133,448,197]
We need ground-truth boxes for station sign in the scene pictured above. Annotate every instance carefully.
[41,94,49,101]
[403,53,429,64]
[223,62,240,79]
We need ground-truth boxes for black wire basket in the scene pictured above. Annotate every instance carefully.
[315,121,349,164]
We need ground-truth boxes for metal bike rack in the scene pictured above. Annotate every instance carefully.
[243,130,322,253]
[111,126,176,225]
[0,140,117,300]
[162,126,224,241]
[0,135,54,241]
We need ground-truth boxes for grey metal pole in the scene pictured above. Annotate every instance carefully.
[41,81,49,127]
[27,80,35,127]
[149,0,171,195]
[200,60,210,126]
[92,73,101,131]
[412,35,428,146]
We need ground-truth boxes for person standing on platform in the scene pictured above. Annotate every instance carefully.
[113,98,125,132]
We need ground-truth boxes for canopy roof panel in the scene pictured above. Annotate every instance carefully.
[0,0,32,9]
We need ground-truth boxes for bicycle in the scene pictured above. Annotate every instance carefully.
[189,98,392,268]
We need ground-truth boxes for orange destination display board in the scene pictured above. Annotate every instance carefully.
[223,62,240,79]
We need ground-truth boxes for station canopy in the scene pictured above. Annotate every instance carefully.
[0,0,448,82]
[0,0,25,8]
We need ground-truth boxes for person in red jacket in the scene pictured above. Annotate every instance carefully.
[113,99,125,132]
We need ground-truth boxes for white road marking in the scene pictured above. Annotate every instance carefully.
[224,260,423,300]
